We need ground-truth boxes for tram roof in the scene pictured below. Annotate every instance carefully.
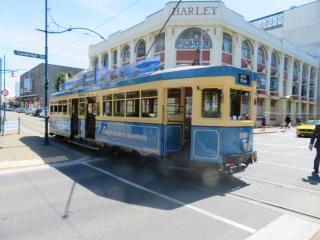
[51,65,257,97]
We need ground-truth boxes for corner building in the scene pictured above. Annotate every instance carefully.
[89,1,319,126]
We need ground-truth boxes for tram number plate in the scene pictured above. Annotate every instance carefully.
[238,74,250,86]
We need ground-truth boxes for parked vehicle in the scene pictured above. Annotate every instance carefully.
[15,108,26,113]
[25,108,36,115]
[6,107,13,111]
[39,110,46,118]
[33,108,43,117]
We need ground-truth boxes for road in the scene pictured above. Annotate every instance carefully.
[1,112,319,240]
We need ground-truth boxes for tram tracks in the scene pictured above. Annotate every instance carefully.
[86,157,320,222]
[234,175,320,197]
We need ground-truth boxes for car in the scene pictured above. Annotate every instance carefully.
[25,108,36,115]
[296,120,320,137]
[5,107,13,111]
[33,108,43,117]
[39,109,46,118]
[15,108,26,113]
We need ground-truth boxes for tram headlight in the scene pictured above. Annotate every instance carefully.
[242,140,248,152]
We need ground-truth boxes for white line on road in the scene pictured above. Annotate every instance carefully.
[83,162,257,234]
[255,143,310,149]
[256,150,311,159]
[259,161,313,172]
[237,175,320,195]
[245,214,320,240]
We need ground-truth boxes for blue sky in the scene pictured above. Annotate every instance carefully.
[0,0,315,96]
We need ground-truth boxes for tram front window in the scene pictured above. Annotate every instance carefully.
[230,89,251,120]
[202,88,221,118]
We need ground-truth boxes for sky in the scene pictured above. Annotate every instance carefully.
[0,0,315,97]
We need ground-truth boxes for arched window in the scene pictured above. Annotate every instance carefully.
[121,45,130,63]
[102,54,108,68]
[154,32,165,53]
[136,39,146,59]
[257,47,266,65]
[271,52,279,68]
[175,28,212,49]
[93,57,99,82]
[222,33,232,53]
[242,40,252,60]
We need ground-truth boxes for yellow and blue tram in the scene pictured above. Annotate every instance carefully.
[49,65,257,172]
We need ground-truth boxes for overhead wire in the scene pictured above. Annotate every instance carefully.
[145,0,182,58]
[50,0,145,55]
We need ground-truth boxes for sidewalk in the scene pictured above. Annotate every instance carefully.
[253,126,287,134]
[0,130,86,170]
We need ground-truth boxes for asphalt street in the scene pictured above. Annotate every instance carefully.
[1,112,319,240]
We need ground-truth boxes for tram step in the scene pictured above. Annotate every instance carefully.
[67,139,100,151]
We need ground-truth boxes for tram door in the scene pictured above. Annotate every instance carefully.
[184,87,192,147]
[71,99,79,138]
[85,97,96,139]
[165,87,192,156]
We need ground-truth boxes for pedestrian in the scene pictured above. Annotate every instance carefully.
[261,115,266,131]
[309,124,320,177]
[285,115,291,129]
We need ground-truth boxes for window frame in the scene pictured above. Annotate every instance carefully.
[201,88,222,118]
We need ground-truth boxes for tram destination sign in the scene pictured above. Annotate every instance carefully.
[14,50,45,59]
[238,73,251,86]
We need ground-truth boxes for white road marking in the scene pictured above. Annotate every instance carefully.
[259,161,313,172]
[83,162,257,234]
[237,175,320,195]
[245,214,320,240]
[255,143,310,149]
[256,150,311,159]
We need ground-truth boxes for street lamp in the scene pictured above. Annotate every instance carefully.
[36,0,105,145]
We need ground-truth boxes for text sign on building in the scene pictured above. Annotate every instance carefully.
[173,6,218,16]
[14,50,45,59]
[238,73,251,86]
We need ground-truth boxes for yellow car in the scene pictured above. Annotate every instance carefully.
[296,120,320,137]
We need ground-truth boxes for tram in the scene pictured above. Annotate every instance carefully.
[49,65,257,173]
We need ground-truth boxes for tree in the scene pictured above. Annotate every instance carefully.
[55,72,72,91]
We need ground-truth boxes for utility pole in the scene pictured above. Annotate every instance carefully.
[3,55,6,136]
[44,0,49,145]
[0,57,2,133]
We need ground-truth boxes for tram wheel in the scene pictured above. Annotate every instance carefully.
[198,167,220,187]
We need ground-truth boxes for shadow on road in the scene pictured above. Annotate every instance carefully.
[18,136,96,164]
[53,153,249,212]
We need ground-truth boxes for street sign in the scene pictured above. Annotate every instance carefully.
[14,50,45,59]
[1,89,9,96]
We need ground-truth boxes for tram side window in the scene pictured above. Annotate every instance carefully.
[230,89,251,120]
[62,100,67,114]
[114,93,125,117]
[54,103,58,114]
[141,89,158,118]
[126,91,140,117]
[202,89,221,118]
[79,98,86,116]
[58,101,62,114]
[50,105,54,114]
[167,89,181,115]
[103,95,113,116]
